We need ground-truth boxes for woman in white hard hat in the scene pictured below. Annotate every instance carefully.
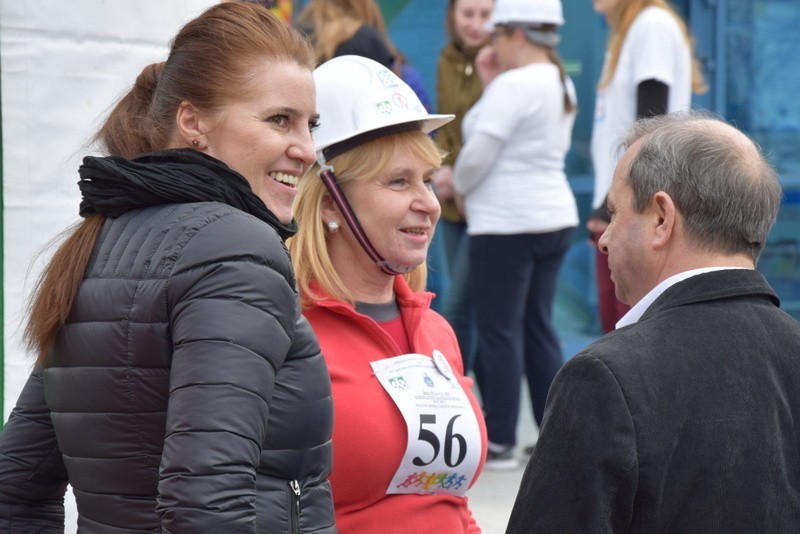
[453,0,578,470]
[587,0,707,333]
[288,55,487,533]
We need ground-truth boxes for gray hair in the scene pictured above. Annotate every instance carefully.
[618,111,782,263]
[505,22,561,48]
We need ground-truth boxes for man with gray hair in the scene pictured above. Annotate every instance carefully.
[507,111,800,532]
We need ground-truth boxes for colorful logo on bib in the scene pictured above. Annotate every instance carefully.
[388,376,408,391]
[396,471,468,493]
[423,373,434,388]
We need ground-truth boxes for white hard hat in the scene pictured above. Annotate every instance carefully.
[485,0,564,30]
[312,55,454,164]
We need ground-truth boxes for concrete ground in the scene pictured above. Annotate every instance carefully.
[465,334,597,533]
[467,385,538,533]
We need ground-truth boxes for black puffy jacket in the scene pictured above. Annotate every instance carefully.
[0,201,335,533]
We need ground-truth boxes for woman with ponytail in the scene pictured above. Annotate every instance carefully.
[452,0,578,470]
[0,4,335,532]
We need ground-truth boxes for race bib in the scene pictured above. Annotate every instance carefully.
[370,351,482,496]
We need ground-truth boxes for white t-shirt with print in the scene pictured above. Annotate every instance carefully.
[590,6,692,209]
[461,62,579,236]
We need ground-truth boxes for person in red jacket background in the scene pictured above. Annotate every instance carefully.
[288,55,488,533]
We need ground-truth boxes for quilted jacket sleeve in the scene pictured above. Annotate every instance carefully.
[0,366,69,533]
[157,210,298,533]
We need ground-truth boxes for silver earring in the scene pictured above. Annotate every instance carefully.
[326,221,339,232]
[191,139,199,147]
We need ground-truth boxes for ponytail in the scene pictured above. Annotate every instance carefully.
[95,62,164,159]
[26,63,163,364]
[26,215,105,365]
[546,48,577,114]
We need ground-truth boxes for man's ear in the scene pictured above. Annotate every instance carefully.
[651,191,677,249]
[175,101,209,150]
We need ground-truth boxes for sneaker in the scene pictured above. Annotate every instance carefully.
[521,444,535,460]
[520,444,536,464]
[484,443,520,471]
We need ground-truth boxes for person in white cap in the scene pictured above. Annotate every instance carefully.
[288,55,488,533]
[452,0,578,470]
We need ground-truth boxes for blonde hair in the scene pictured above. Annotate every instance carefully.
[348,0,406,64]
[288,130,444,307]
[599,0,706,93]
[296,0,364,63]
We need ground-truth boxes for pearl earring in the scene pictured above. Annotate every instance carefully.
[326,221,340,232]
[191,139,199,147]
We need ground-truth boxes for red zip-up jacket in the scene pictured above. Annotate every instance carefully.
[302,276,487,533]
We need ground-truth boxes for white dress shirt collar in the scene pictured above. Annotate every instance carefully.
[616,267,750,329]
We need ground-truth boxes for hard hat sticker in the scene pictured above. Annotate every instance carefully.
[392,92,409,109]
[377,70,401,88]
[376,100,394,116]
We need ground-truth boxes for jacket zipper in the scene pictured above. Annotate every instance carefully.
[320,299,424,355]
[289,479,301,534]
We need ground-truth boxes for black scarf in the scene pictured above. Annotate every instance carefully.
[78,148,297,241]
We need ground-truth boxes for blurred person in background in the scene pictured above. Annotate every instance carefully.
[222,0,294,22]
[432,0,493,374]
[588,0,706,333]
[454,0,577,470]
[296,0,396,68]
[345,0,434,111]
[289,55,487,533]
[296,0,432,109]
[0,4,334,532]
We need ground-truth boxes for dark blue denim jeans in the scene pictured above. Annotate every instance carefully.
[470,228,574,445]
[438,219,476,373]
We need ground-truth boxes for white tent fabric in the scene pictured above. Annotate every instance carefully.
[1,1,215,529]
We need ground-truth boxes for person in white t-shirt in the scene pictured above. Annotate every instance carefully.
[588,0,707,332]
[453,0,577,470]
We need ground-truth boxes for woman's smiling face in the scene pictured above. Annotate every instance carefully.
[326,142,442,281]
[452,0,494,50]
[202,59,318,223]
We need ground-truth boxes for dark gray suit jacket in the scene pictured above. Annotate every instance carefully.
[508,269,800,533]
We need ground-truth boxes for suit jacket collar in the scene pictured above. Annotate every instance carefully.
[639,269,780,323]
